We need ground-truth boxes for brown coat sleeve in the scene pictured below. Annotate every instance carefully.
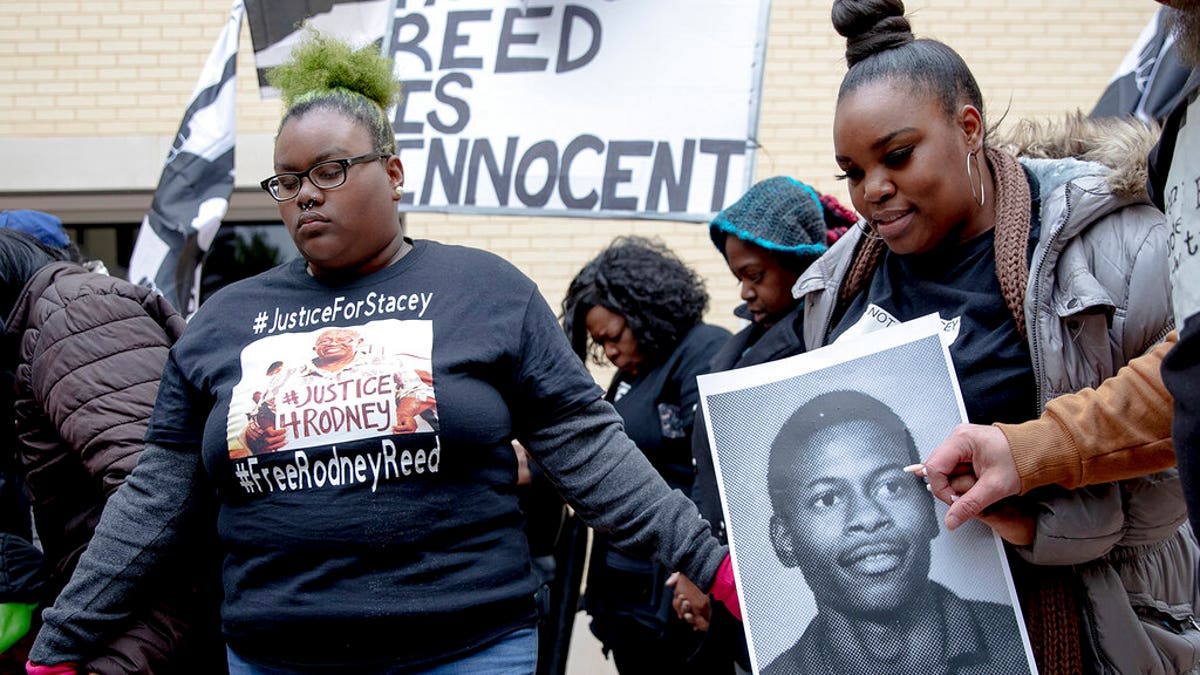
[17,273,213,675]
[997,331,1177,493]
[23,284,183,499]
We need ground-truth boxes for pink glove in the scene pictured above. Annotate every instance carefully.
[709,554,742,621]
[26,661,78,675]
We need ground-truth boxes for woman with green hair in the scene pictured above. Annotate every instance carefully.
[26,32,731,675]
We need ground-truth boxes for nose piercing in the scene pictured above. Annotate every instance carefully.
[299,199,316,211]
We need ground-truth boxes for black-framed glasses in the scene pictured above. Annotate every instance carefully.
[259,151,387,202]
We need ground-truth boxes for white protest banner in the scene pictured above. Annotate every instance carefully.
[384,0,770,220]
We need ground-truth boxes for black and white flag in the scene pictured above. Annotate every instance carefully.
[245,0,390,96]
[1091,6,1193,124]
[128,0,243,317]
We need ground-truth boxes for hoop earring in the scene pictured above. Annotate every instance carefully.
[966,150,985,207]
[857,218,885,241]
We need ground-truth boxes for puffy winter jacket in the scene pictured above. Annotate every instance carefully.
[794,116,1198,674]
[5,262,221,674]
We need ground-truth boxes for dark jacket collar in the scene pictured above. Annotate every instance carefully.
[709,302,805,373]
[783,582,995,675]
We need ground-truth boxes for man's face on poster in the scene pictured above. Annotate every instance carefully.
[769,419,939,618]
[314,328,361,360]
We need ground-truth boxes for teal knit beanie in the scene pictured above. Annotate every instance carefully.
[710,176,829,258]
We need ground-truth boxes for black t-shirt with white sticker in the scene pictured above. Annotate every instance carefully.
[1152,77,1200,546]
[830,228,1037,425]
[146,240,601,669]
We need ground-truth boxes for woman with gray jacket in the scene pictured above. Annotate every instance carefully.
[0,229,223,674]
[801,1,1199,673]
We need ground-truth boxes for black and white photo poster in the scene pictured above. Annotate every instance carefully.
[699,315,1038,675]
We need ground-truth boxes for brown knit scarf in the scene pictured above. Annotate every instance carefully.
[1014,557,1084,675]
[834,147,1085,675]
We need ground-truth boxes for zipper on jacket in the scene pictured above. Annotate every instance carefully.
[1029,181,1075,417]
[1081,590,1120,674]
[1147,324,1175,353]
[820,295,836,347]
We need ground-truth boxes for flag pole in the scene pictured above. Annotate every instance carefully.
[128,0,245,318]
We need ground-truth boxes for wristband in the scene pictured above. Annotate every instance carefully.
[709,553,742,621]
[26,661,79,675]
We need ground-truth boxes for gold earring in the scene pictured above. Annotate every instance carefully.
[966,150,985,207]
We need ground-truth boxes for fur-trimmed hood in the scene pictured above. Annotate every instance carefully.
[993,112,1159,200]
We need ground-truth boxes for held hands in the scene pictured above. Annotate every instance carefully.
[666,572,712,631]
[667,555,743,630]
[908,423,1031,544]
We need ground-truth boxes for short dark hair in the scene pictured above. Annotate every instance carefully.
[0,229,75,322]
[562,236,709,367]
[767,390,919,513]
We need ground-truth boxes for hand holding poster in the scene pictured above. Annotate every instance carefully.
[698,315,1037,675]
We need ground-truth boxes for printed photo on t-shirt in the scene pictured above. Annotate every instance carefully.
[227,319,438,459]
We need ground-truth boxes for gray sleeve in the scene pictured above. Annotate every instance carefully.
[30,441,205,666]
[1015,471,1187,566]
[1012,484,1126,565]
[520,397,727,590]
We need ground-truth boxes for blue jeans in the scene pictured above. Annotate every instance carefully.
[226,625,538,675]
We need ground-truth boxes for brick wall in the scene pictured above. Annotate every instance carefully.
[0,0,1159,362]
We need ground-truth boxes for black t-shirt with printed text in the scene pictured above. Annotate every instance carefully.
[146,240,602,669]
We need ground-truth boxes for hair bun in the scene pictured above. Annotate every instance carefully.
[267,29,402,110]
[831,0,914,68]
